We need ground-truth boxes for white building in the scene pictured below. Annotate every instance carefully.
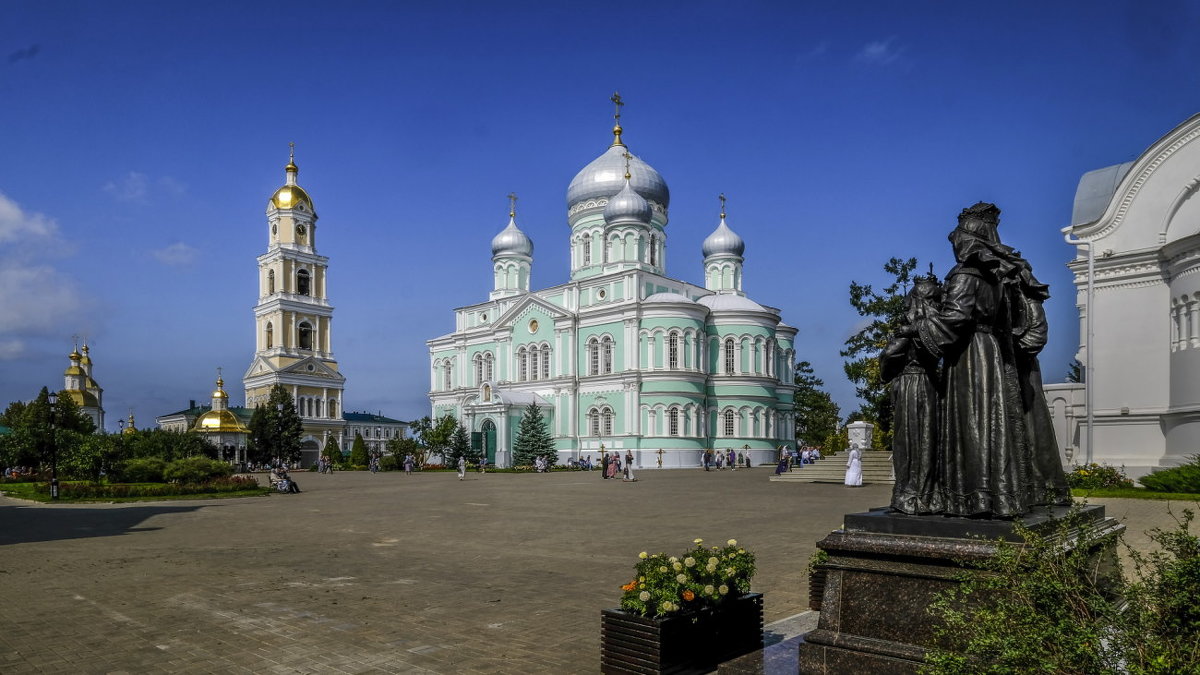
[1049,112,1200,478]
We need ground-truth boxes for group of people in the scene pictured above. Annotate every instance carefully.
[268,466,300,493]
[2,466,33,479]
[599,451,637,481]
[702,448,748,471]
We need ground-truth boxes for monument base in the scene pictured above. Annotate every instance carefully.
[797,504,1123,675]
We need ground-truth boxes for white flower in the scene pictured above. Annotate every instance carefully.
[639,591,651,602]
[727,539,737,546]
[684,557,696,568]
[726,568,736,576]
[639,551,648,559]
[663,601,676,612]
[694,538,704,544]
[708,557,718,566]
[658,566,668,573]
[719,584,729,595]
[669,556,678,563]
[676,573,687,583]
[706,564,717,573]
[673,562,683,571]
[704,585,715,595]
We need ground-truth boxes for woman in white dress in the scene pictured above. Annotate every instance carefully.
[844,445,863,487]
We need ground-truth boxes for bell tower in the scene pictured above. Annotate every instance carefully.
[243,146,346,449]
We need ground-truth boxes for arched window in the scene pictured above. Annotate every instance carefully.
[603,407,614,436]
[602,336,613,374]
[444,362,454,390]
[518,348,528,382]
[298,322,313,350]
[530,346,540,380]
[316,399,323,418]
[668,408,679,436]
[474,354,484,385]
[649,234,657,266]
[268,269,275,294]
[329,399,338,417]
[589,409,600,436]
[668,333,679,369]
[724,409,735,436]
[297,269,311,296]
[485,352,494,381]
[541,347,550,380]
[583,234,592,266]
[724,338,735,375]
[589,338,600,376]
[266,321,273,349]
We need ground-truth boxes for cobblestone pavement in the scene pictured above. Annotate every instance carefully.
[0,469,1190,673]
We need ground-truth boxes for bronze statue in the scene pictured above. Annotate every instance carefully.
[885,202,1070,517]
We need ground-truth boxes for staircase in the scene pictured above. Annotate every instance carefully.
[769,451,895,484]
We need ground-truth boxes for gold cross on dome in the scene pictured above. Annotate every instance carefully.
[289,142,295,162]
[611,91,624,123]
[507,192,518,217]
[622,151,632,180]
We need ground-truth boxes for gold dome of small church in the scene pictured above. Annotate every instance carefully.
[268,143,315,213]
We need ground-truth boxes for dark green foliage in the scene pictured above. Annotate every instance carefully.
[379,455,399,471]
[841,257,922,433]
[413,414,457,463]
[1066,463,1135,490]
[322,437,342,464]
[247,384,303,464]
[443,423,474,466]
[1067,358,1083,384]
[0,387,98,470]
[512,403,555,467]
[119,457,167,483]
[163,457,232,483]
[793,360,841,448]
[386,436,422,464]
[923,509,1200,675]
[40,476,262,499]
[124,429,218,462]
[350,433,369,467]
[1140,456,1200,494]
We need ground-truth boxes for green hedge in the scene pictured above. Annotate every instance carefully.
[1066,463,1134,490]
[35,476,261,499]
[1140,457,1200,493]
[118,457,167,483]
[163,457,232,483]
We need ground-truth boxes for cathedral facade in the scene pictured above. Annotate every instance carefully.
[427,105,798,468]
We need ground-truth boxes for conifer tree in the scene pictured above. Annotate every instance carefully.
[323,437,342,465]
[350,432,369,467]
[445,423,472,467]
[512,403,555,468]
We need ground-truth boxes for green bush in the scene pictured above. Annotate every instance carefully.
[119,457,167,483]
[379,455,399,471]
[1066,463,1134,490]
[163,457,232,484]
[36,476,261,499]
[922,508,1200,674]
[1139,456,1200,493]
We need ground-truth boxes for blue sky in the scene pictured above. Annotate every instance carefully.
[2,1,1198,430]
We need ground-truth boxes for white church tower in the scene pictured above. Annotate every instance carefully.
[490,193,534,299]
[243,145,346,463]
[702,194,746,295]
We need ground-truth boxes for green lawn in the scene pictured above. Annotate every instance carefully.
[0,481,272,503]
[1072,487,1200,501]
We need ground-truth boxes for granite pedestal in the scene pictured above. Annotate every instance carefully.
[797,504,1123,675]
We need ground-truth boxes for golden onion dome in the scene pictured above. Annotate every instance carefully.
[192,409,249,433]
[64,389,99,408]
[64,365,84,376]
[122,425,137,435]
[80,344,92,364]
[69,349,82,361]
[269,184,314,212]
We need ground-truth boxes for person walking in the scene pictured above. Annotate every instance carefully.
[457,455,467,480]
[623,451,636,481]
[404,453,414,476]
[479,456,487,473]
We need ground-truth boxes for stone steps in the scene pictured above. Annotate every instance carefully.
[769,452,895,484]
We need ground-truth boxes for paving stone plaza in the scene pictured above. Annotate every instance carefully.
[0,469,1186,673]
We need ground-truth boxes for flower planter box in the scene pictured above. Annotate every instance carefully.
[600,592,763,674]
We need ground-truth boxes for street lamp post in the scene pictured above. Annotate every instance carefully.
[47,391,58,500]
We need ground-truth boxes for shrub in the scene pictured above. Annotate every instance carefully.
[37,475,261,499]
[379,456,400,471]
[1066,463,1134,490]
[119,457,167,483]
[1139,456,1200,493]
[163,457,232,484]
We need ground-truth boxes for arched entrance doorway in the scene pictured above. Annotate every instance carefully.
[481,419,497,466]
[299,439,320,468]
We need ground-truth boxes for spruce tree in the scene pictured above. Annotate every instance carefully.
[350,432,369,467]
[512,403,555,468]
[323,437,342,465]
[445,423,471,467]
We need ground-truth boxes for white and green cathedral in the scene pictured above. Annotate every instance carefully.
[427,101,798,469]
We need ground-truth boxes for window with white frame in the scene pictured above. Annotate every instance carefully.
[583,233,592,266]
[602,336,613,374]
[541,347,550,380]
[589,338,600,375]
[603,407,614,436]
[724,338,735,375]
[668,333,679,369]
[529,345,539,380]
[485,353,494,381]
[668,408,679,436]
[723,409,735,436]
[474,354,484,385]
[518,348,528,382]
[589,409,600,436]
[444,362,453,390]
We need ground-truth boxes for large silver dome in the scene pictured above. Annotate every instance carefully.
[491,216,533,258]
[567,145,669,212]
[702,217,745,257]
[603,181,652,224]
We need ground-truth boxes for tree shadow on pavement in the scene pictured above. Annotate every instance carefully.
[0,503,211,546]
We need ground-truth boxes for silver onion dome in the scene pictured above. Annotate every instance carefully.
[603,181,652,224]
[491,216,534,258]
[567,145,669,213]
[702,217,745,257]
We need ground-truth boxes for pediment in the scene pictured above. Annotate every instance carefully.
[242,356,279,379]
[493,293,573,330]
[279,357,345,381]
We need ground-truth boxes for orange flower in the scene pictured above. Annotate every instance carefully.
[622,582,637,592]
[682,590,696,601]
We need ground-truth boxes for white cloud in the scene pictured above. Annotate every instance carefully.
[854,37,905,66]
[0,193,88,361]
[151,242,199,266]
[104,171,149,203]
[0,191,58,244]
